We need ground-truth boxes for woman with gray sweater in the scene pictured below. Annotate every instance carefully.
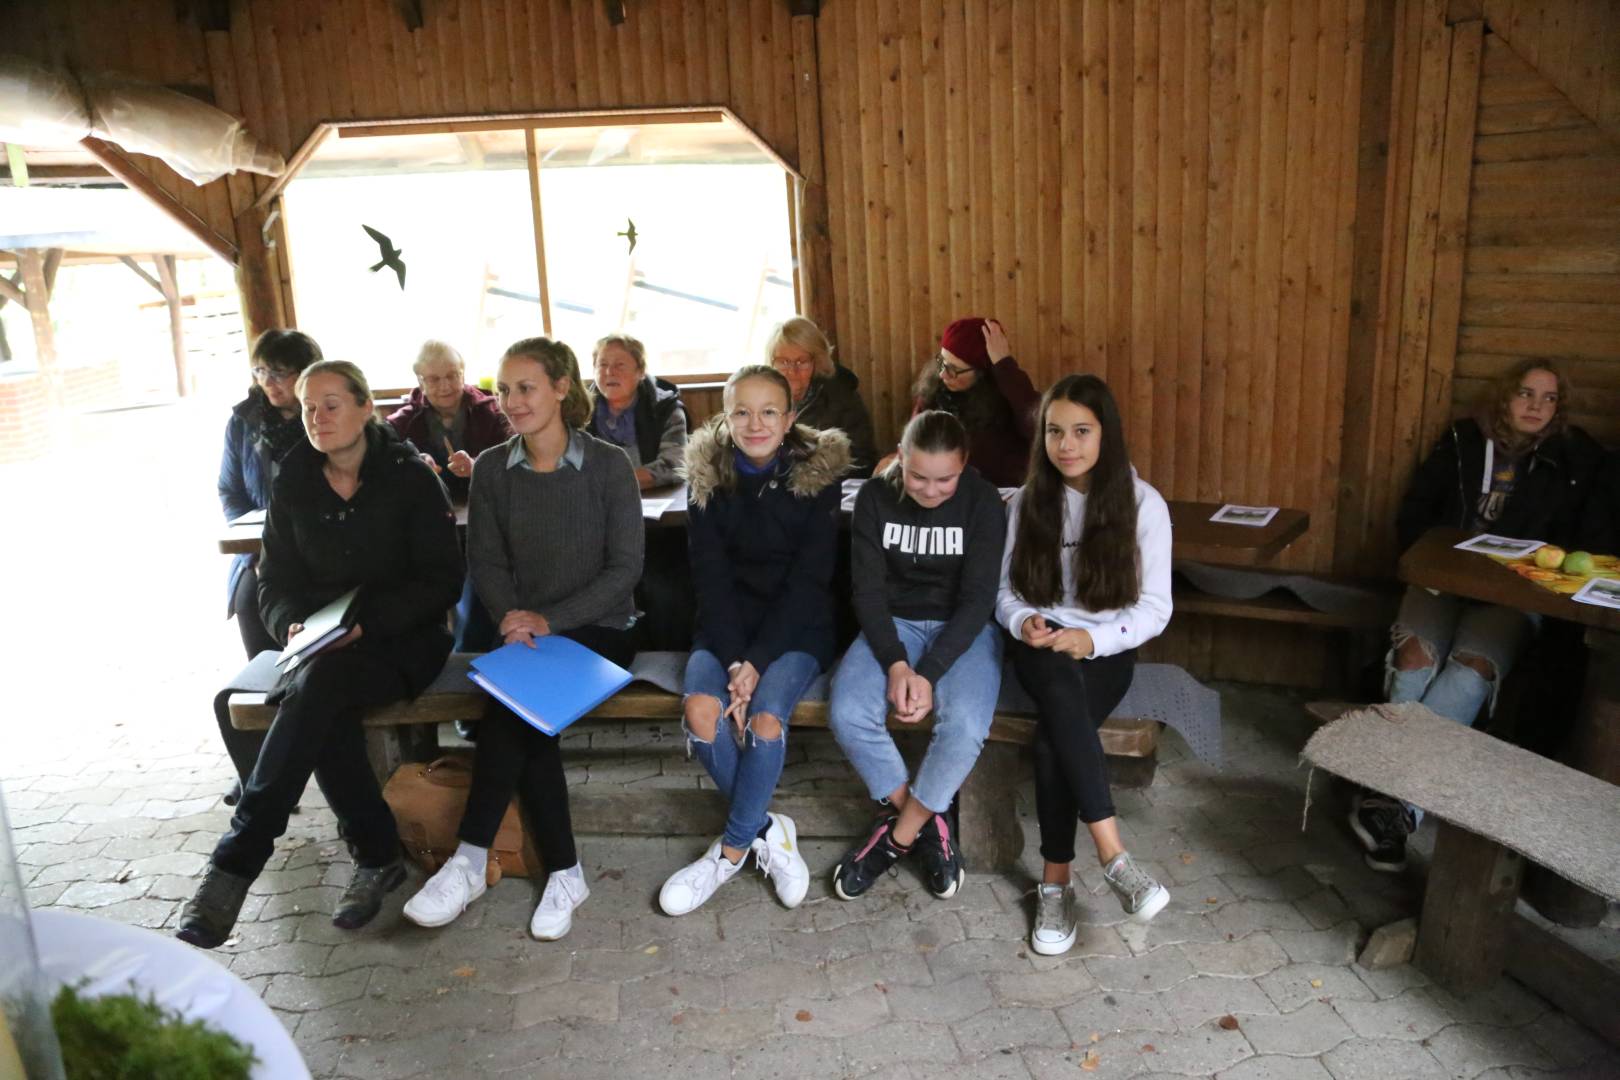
[403,336,644,941]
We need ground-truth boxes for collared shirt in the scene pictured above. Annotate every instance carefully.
[506,429,587,472]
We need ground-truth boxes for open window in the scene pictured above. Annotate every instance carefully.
[280,111,798,390]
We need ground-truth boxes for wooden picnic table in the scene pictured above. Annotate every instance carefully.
[1399,527,1620,927]
[219,482,1308,565]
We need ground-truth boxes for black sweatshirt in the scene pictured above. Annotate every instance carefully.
[258,423,464,696]
[849,466,1008,685]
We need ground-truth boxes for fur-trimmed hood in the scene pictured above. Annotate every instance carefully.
[682,416,851,508]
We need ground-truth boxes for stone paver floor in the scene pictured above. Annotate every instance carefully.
[6,682,1619,1080]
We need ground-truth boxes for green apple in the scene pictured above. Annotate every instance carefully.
[1562,551,1596,575]
[1535,545,1566,570]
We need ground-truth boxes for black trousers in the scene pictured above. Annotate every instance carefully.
[457,625,637,870]
[1009,641,1137,864]
[232,559,280,659]
[212,646,408,878]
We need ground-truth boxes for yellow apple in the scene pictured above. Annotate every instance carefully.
[1534,545,1566,570]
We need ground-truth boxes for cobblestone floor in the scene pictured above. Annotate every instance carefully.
[5,680,1618,1080]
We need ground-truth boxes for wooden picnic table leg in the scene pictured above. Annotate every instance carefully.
[1522,627,1620,928]
[1414,819,1524,994]
[364,725,439,789]
[956,739,1025,871]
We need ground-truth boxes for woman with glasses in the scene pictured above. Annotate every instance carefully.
[657,365,849,917]
[892,317,1040,488]
[767,316,877,478]
[220,329,324,660]
[585,332,689,490]
[385,340,511,501]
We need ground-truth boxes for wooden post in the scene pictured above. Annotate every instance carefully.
[154,254,188,397]
[1504,913,1620,1047]
[235,202,287,339]
[1414,819,1523,993]
[17,250,61,409]
[524,129,553,336]
[790,12,837,337]
[954,740,1025,870]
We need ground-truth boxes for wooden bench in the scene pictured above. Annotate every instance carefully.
[225,652,1175,871]
[1302,702,1620,1044]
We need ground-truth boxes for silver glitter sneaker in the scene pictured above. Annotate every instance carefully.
[1031,882,1080,956]
[1103,851,1170,923]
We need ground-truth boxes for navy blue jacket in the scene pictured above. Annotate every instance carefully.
[682,419,852,672]
[219,393,303,615]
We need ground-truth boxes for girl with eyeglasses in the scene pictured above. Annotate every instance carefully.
[888,317,1040,488]
[657,365,850,917]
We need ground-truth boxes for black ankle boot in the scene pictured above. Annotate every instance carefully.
[333,861,407,930]
[176,865,253,949]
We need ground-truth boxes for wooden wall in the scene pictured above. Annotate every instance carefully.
[1456,32,1620,448]
[7,0,1613,686]
[1483,0,1620,144]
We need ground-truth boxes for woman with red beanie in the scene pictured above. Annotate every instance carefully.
[894,317,1040,488]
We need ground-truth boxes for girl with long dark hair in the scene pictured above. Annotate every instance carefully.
[997,374,1173,955]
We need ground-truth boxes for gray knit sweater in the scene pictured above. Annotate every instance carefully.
[466,432,645,633]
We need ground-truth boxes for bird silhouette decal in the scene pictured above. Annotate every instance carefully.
[617,218,638,255]
[362,224,407,289]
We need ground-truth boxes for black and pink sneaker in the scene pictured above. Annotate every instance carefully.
[916,811,966,899]
[833,816,905,900]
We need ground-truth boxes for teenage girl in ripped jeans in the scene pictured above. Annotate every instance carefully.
[657,365,850,916]
[997,374,1174,956]
[1352,358,1604,872]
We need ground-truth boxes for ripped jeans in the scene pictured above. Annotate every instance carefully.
[1385,585,1537,823]
[683,648,822,851]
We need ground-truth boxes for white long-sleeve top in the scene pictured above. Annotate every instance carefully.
[996,477,1174,658]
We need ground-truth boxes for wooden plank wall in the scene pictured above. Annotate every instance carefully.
[1333,0,1486,577]
[2,0,1551,687]
[1482,0,1620,143]
[1457,32,1620,448]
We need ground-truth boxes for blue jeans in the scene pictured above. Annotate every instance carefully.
[683,649,822,851]
[1384,585,1536,823]
[829,619,1003,814]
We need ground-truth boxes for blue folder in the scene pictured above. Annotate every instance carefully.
[467,637,634,736]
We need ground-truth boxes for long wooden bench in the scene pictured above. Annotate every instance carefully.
[1302,702,1620,1045]
[225,652,1178,871]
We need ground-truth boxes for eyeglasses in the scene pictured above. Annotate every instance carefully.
[936,356,975,379]
[418,373,462,388]
[728,407,786,425]
[251,367,296,384]
[773,355,816,373]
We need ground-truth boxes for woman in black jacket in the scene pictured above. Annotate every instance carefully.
[768,316,877,478]
[1352,359,1604,873]
[179,360,463,949]
[657,365,850,918]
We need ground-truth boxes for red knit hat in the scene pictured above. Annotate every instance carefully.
[940,317,991,371]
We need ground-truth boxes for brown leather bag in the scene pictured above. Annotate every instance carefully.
[383,754,542,886]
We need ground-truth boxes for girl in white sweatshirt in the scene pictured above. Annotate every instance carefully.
[996,374,1173,956]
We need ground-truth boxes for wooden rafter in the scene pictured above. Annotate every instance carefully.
[248,124,333,213]
[80,137,239,264]
[118,255,168,297]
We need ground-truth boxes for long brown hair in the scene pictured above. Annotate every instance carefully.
[1476,358,1571,457]
[1009,374,1140,611]
[503,336,591,429]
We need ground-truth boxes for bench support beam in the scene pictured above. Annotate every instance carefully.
[1414,820,1523,993]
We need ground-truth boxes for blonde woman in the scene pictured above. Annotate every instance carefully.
[768,316,876,477]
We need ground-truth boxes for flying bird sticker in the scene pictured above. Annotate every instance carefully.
[362,224,407,289]
[617,218,638,255]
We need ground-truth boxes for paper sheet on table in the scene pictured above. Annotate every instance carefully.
[1571,576,1620,609]
[641,498,672,521]
[1210,504,1279,527]
[1453,533,1544,558]
[227,509,265,526]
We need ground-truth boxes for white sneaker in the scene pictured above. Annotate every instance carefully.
[529,866,589,941]
[659,838,744,916]
[751,812,809,909]
[402,854,487,928]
